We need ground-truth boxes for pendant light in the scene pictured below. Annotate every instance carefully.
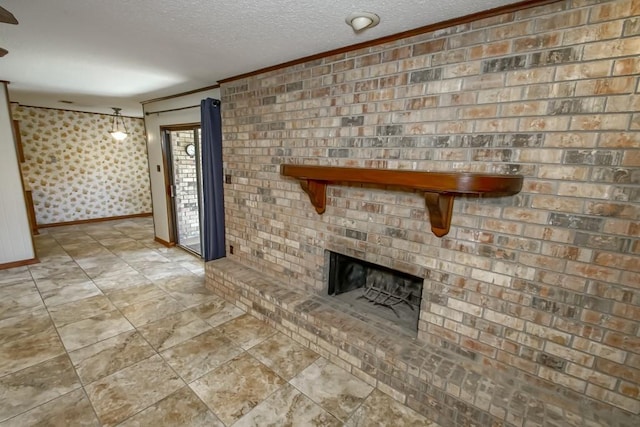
[109,107,128,141]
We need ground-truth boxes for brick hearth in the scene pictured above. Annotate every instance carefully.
[205,258,635,426]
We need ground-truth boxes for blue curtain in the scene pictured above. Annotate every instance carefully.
[201,98,226,261]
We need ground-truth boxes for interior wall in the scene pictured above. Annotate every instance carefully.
[219,0,639,415]
[0,84,35,265]
[143,87,220,243]
[10,105,151,225]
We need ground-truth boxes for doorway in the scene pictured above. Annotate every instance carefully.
[163,126,203,256]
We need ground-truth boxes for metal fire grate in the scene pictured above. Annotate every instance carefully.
[359,270,415,317]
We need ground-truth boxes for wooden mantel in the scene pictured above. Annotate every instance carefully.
[280,164,524,237]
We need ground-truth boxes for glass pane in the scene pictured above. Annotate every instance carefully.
[170,129,201,255]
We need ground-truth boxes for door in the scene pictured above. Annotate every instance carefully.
[163,126,203,256]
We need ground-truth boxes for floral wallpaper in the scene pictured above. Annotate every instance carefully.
[10,105,152,225]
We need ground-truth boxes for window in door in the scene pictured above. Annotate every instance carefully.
[164,126,203,256]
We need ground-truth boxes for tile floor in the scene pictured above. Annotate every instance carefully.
[0,218,438,426]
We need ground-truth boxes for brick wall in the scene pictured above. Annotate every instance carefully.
[220,0,639,415]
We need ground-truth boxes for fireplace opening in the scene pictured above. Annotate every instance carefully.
[327,251,423,335]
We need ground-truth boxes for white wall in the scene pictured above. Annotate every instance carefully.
[0,82,35,265]
[143,88,220,243]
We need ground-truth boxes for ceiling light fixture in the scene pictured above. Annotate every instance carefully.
[345,12,380,32]
[109,107,128,141]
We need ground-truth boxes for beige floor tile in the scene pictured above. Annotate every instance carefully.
[84,230,128,241]
[35,233,67,246]
[0,267,31,286]
[156,276,217,308]
[142,241,172,251]
[0,326,66,377]
[137,310,212,352]
[344,389,440,426]
[190,298,244,327]
[115,249,168,263]
[27,260,80,280]
[84,354,184,426]
[136,262,193,281]
[217,313,277,350]
[161,329,243,382]
[73,252,121,265]
[95,235,136,246]
[0,388,100,427]
[36,277,103,307]
[34,254,73,265]
[57,310,134,351]
[0,355,81,422]
[103,240,146,252]
[0,308,52,342]
[179,260,205,274]
[48,294,117,327]
[120,294,186,327]
[0,281,38,298]
[62,243,113,260]
[249,332,320,380]
[190,352,286,425]
[290,358,374,421]
[69,330,156,385]
[117,386,223,427]
[233,383,341,427]
[93,270,152,293]
[0,282,45,320]
[53,232,97,246]
[78,253,130,269]
[124,254,168,268]
[157,247,200,262]
[107,283,168,308]
[77,258,133,280]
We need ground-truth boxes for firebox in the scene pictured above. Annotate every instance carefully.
[327,251,423,335]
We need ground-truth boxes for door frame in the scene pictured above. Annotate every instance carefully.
[160,123,200,247]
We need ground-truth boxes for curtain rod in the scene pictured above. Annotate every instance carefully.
[144,99,220,116]
[144,104,199,116]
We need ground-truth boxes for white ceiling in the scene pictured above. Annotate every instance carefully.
[1,0,526,117]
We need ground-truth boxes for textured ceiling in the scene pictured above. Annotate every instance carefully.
[0,0,527,116]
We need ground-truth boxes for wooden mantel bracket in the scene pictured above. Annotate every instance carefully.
[281,164,523,237]
[424,192,455,237]
[299,180,327,214]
